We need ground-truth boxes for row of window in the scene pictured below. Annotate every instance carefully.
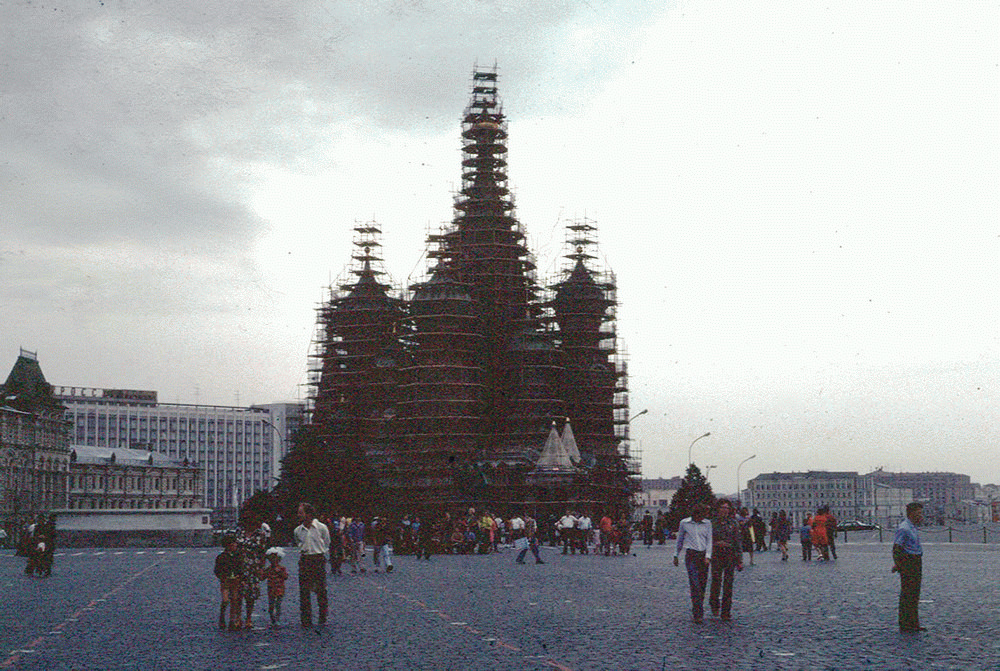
[68,474,195,491]
[755,481,856,491]
[66,498,198,510]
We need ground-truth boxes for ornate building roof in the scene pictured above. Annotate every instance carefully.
[0,348,65,416]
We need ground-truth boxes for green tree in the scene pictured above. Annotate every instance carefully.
[665,463,716,531]
[239,489,277,528]
[272,425,382,529]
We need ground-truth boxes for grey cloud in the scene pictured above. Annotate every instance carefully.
[2,0,665,241]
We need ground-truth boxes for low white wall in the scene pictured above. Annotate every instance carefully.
[53,509,213,531]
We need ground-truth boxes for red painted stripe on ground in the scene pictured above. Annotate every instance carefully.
[0,560,162,669]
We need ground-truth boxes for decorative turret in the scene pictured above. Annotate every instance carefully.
[551,219,623,460]
[310,222,404,455]
[0,348,65,416]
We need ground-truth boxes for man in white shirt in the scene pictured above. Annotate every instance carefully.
[558,511,577,554]
[294,502,331,628]
[673,503,713,623]
[510,515,525,539]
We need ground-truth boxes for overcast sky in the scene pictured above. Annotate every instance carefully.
[3,1,997,492]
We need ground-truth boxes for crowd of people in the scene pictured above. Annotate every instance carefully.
[211,498,925,635]
[671,500,864,624]
[212,504,644,629]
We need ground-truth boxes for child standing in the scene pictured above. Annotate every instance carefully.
[799,515,813,561]
[214,536,243,630]
[262,547,289,626]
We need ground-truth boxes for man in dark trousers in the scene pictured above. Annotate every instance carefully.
[294,502,331,628]
[710,499,744,621]
[892,502,925,632]
[673,503,712,623]
[642,510,654,547]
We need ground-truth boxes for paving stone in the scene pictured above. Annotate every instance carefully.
[1,542,998,670]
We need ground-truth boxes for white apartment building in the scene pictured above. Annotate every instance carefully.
[55,386,305,525]
[251,402,305,483]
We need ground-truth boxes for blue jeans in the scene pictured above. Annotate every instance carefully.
[684,549,709,620]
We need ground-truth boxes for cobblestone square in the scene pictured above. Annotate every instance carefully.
[2,539,998,670]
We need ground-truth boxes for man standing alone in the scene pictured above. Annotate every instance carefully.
[673,503,712,623]
[294,502,330,628]
[892,502,925,632]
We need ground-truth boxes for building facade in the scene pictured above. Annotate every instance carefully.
[867,470,976,525]
[55,386,305,526]
[251,402,306,487]
[747,470,912,527]
[635,477,684,512]
[0,350,71,533]
[67,445,204,511]
[58,444,211,547]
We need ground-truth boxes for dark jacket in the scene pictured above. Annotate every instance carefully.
[214,549,241,581]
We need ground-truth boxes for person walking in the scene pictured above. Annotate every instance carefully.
[371,517,394,573]
[236,520,267,628]
[558,510,577,555]
[328,515,346,575]
[826,508,839,560]
[346,517,366,573]
[709,499,743,621]
[415,514,436,560]
[515,515,545,564]
[35,515,56,577]
[214,535,243,629]
[892,502,925,632]
[811,506,831,561]
[751,509,767,553]
[774,510,792,561]
[799,514,813,561]
[294,502,331,628]
[598,513,614,556]
[673,503,712,623]
[642,510,654,548]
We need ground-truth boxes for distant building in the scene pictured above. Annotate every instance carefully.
[746,470,911,527]
[59,444,211,547]
[867,470,975,525]
[67,445,204,511]
[55,385,305,526]
[635,476,684,511]
[975,483,1000,523]
[250,402,306,484]
[302,69,635,516]
[0,350,71,532]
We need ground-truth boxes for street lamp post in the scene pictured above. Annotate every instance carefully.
[261,419,285,489]
[704,464,717,480]
[687,432,711,466]
[628,409,648,423]
[736,454,756,505]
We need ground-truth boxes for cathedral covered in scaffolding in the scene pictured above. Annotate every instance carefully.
[306,69,637,517]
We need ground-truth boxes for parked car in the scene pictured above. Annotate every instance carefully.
[837,520,880,532]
